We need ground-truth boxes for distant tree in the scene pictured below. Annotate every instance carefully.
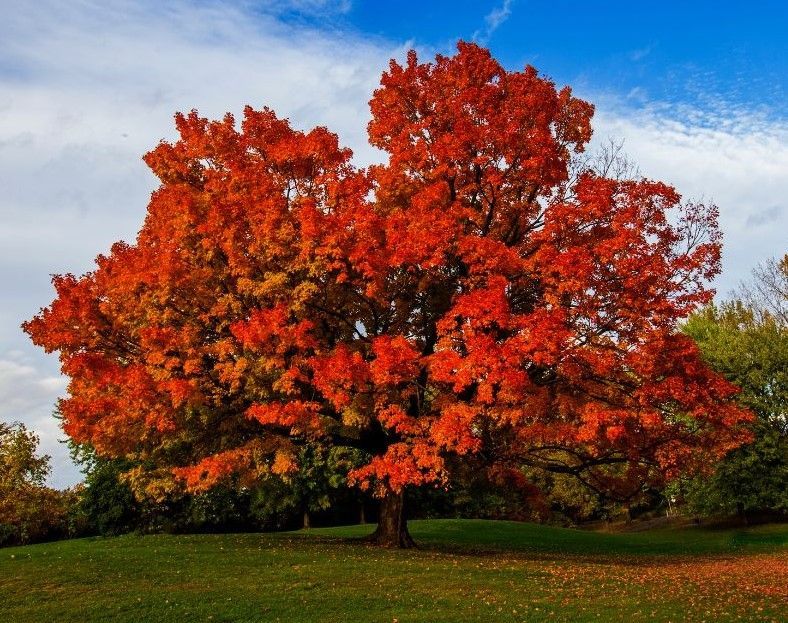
[251,444,365,529]
[681,256,788,519]
[734,254,788,325]
[25,42,750,547]
[0,422,49,490]
[72,445,254,535]
[0,422,69,544]
[522,466,605,523]
[74,451,140,536]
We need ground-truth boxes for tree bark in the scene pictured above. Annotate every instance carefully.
[367,490,415,548]
[303,509,311,530]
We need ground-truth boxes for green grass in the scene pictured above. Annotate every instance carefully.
[1,520,786,622]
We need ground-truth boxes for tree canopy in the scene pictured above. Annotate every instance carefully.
[24,42,750,546]
[680,255,787,518]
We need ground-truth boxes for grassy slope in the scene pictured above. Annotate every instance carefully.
[1,520,786,623]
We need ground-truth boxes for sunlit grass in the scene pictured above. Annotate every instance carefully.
[2,519,785,622]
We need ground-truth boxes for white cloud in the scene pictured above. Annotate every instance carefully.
[592,101,788,296]
[0,353,70,487]
[0,357,67,419]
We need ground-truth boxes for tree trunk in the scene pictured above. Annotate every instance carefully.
[736,502,749,526]
[367,490,415,548]
[303,509,311,530]
[359,500,366,525]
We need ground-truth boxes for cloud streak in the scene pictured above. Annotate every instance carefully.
[474,0,514,44]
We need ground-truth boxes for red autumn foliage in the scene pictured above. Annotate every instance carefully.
[24,43,750,544]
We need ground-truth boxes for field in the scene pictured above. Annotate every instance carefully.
[1,519,786,622]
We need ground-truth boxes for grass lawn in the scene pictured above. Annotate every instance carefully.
[1,519,786,622]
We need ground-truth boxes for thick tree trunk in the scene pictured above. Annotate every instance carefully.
[303,509,311,530]
[367,490,415,548]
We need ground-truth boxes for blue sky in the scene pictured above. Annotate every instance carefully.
[279,0,788,116]
[1,0,786,486]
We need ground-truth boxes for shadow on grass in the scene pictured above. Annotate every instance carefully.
[286,518,788,562]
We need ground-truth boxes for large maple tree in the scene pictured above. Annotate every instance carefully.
[25,43,750,546]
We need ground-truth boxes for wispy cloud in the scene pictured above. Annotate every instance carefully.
[745,204,783,227]
[268,0,353,13]
[474,0,514,44]
[629,44,654,62]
